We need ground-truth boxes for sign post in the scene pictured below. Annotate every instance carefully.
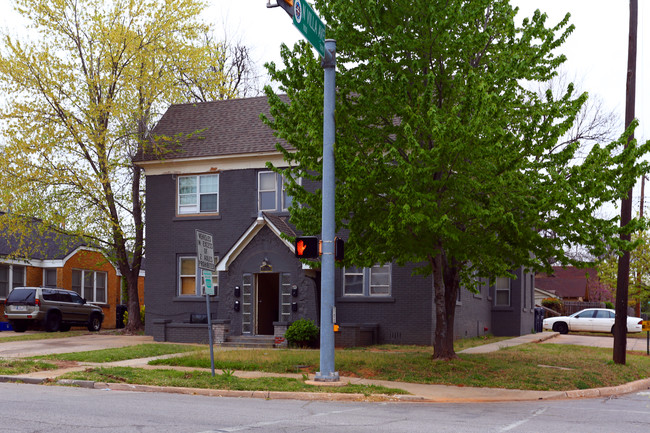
[196,230,216,377]
[272,0,338,383]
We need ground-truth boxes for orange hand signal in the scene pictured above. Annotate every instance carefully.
[297,240,307,256]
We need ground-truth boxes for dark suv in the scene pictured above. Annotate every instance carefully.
[4,287,104,333]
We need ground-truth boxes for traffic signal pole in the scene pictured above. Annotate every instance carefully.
[315,39,339,382]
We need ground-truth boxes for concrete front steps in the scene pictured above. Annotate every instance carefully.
[220,335,276,349]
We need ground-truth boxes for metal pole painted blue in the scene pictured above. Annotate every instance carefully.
[315,39,339,382]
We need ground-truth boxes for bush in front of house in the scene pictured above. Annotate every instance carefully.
[285,318,319,348]
[123,305,145,327]
[542,298,564,315]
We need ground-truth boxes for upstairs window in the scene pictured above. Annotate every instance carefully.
[178,174,219,215]
[258,171,298,212]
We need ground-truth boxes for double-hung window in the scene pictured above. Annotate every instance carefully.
[178,174,219,215]
[0,264,25,299]
[43,269,57,287]
[71,269,107,303]
[178,256,218,296]
[343,264,391,296]
[494,277,510,307]
[258,171,297,212]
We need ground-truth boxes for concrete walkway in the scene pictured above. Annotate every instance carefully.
[2,332,650,403]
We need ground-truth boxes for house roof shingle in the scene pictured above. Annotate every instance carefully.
[0,212,87,260]
[535,266,596,299]
[135,96,290,163]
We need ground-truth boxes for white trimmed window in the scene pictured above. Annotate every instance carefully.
[71,269,107,303]
[495,277,510,307]
[179,256,218,296]
[258,171,298,212]
[179,257,198,296]
[343,264,391,296]
[178,174,219,214]
[0,264,25,299]
[43,269,57,287]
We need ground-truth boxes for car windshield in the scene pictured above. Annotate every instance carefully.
[7,288,36,304]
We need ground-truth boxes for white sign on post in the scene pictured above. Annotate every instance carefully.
[196,229,215,271]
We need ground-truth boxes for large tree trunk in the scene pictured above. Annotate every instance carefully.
[431,250,460,360]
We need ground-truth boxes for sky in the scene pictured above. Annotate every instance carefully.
[0,0,648,206]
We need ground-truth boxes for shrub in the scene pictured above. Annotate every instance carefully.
[123,305,145,327]
[284,319,319,348]
[542,297,564,315]
[604,301,614,309]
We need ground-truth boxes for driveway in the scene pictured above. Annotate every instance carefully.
[0,333,153,358]
[541,333,650,352]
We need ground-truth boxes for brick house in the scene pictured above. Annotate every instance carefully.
[135,96,535,346]
[0,213,144,328]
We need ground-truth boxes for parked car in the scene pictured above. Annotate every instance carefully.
[4,287,104,333]
[543,308,642,334]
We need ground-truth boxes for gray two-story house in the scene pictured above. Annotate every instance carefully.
[134,96,535,346]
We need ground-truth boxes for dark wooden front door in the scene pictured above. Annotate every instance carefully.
[256,273,279,335]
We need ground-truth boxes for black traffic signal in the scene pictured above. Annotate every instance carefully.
[334,237,344,261]
[275,0,294,17]
[295,236,319,259]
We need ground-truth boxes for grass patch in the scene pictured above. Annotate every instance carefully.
[0,359,57,375]
[58,366,406,396]
[33,343,203,363]
[0,330,88,343]
[151,343,650,391]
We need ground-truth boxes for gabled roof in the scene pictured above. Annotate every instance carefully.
[134,96,290,163]
[216,212,311,272]
[0,212,87,261]
[535,266,595,299]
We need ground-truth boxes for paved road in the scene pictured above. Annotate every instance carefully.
[1,382,649,433]
[0,333,153,358]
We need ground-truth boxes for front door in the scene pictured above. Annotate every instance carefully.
[256,273,279,335]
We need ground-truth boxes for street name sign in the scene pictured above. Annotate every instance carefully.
[293,0,326,57]
[195,229,215,271]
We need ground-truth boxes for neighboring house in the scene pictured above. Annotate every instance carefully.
[535,266,599,303]
[0,213,144,328]
[534,287,559,308]
[134,96,535,346]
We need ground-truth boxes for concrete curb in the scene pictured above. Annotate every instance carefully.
[88,381,379,402]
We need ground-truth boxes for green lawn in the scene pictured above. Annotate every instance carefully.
[58,367,406,396]
[34,343,203,363]
[149,343,650,391]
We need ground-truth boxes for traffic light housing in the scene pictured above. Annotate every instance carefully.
[275,0,294,17]
[295,236,319,259]
[334,237,344,261]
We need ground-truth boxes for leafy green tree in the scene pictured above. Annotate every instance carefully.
[598,229,650,312]
[263,0,649,359]
[0,0,254,331]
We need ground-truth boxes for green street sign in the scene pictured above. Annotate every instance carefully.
[293,0,326,57]
[203,270,215,296]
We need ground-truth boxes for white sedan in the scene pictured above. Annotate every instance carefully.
[543,308,643,334]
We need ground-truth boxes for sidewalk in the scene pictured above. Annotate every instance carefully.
[3,333,650,403]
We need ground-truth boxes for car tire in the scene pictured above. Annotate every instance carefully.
[44,311,61,332]
[87,314,102,332]
[11,320,27,333]
[59,323,72,332]
[553,322,569,334]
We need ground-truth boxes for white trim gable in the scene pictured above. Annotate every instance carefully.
[216,213,309,272]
